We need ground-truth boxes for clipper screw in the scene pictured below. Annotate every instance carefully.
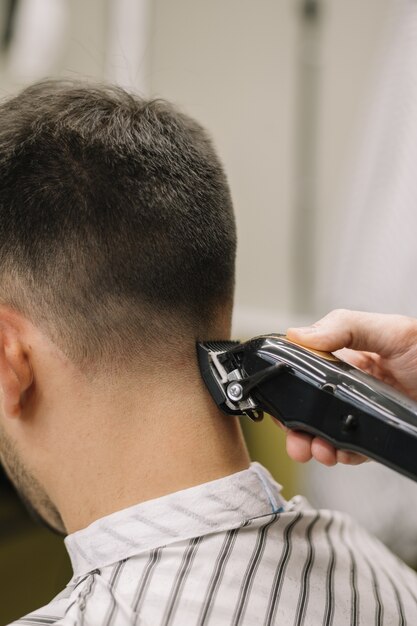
[227,382,244,402]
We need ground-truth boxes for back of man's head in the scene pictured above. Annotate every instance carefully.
[0,81,236,372]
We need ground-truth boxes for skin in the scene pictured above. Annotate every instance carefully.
[3,303,413,533]
[283,309,417,467]
[0,305,250,535]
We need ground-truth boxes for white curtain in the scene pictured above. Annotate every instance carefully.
[321,0,417,315]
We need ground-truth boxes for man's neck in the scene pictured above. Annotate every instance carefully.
[50,375,251,534]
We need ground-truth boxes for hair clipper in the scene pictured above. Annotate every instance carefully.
[197,334,417,482]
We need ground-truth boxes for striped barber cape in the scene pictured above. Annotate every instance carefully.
[10,462,417,625]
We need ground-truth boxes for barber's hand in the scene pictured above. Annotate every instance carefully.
[277,309,417,467]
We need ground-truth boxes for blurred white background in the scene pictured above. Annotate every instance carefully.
[0,0,394,334]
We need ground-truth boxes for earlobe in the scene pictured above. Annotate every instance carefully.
[0,330,33,420]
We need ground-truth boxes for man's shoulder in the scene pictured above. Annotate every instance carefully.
[8,613,63,626]
[8,502,417,625]
[8,612,63,625]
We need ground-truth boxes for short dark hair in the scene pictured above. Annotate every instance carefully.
[0,81,236,369]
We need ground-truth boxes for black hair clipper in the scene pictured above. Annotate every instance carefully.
[197,334,417,482]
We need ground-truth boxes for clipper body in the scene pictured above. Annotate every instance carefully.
[197,334,417,482]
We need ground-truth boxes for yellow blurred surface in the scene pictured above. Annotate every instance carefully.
[0,492,71,624]
[241,414,300,501]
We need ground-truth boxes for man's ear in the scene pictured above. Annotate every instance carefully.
[0,327,33,420]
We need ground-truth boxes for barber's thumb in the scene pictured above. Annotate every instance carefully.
[286,310,356,352]
[287,309,392,354]
[286,324,329,348]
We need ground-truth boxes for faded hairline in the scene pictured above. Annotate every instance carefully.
[0,269,234,376]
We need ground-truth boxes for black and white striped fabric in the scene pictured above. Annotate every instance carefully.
[9,463,417,625]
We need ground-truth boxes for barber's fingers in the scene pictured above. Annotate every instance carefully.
[289,432,368,466]
[286,430,367,465]
[287,309,417,358]
[286,431,338,465]
[286,430,313,463]
[273,418,368,466]
[274,419,314,462]
[336,449,368,465]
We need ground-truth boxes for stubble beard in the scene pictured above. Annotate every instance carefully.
[0,423,66,536]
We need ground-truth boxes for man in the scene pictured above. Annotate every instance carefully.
[0,81,416,625]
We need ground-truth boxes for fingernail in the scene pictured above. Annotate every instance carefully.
[289,326,318,334]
